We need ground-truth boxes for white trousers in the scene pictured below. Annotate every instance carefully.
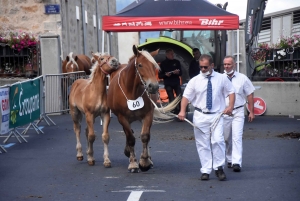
[223,107,245,166]
[193,111,225,174]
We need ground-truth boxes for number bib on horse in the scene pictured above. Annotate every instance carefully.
[127,97,144,111]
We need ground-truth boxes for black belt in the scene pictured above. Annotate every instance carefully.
[194,107,216,114]
[233,105,244,110]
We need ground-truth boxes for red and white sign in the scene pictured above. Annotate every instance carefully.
[246,97,267,116]
[0,87,10,134]
[102,16,239,32]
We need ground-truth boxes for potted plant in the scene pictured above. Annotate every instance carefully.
[0,30,38,52]
[272,34,300,60]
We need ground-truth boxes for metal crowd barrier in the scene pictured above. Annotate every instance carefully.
[36,71,88,126]
[0,72,89,151]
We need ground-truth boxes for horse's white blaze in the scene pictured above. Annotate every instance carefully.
[67,52,79,68]
[140,50,160,69]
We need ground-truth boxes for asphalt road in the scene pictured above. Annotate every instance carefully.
[0,113,300,201]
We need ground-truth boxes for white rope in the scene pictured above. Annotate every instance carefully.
[210,113,224,134]
[117,58,147,101]
[148,97,204,133]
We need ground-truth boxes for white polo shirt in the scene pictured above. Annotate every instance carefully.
[184,70,235,113]
[224,71,255,107]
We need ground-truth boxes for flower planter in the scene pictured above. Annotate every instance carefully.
[292,48,300,60]
[274,49,290,60]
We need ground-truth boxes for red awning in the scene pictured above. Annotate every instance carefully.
[103,16,239,32]
[102,0,239,32]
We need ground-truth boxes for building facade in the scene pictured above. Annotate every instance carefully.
[0,0,118,63]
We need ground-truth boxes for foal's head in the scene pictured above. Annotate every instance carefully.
[91,52,119,73]
[132,45,160,94]
[89,53,119,80]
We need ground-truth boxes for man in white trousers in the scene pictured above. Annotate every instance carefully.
[223,56,255,172]
[178,54,235,181]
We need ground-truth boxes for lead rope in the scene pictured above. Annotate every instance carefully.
[118,58,147,101]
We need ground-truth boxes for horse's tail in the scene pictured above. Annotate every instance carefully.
[149,95,181,121]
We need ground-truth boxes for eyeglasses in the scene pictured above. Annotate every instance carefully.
[199,66,209,69]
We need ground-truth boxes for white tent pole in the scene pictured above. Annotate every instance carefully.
[237,29,240,72]
[102,30,105,53]
[106,32,110,54]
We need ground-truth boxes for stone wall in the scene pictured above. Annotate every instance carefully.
[0,0,118,86]
[0,0,118,59]
[0,0,61,35]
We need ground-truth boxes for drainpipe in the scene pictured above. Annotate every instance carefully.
[96,0,100,52]
[107,0,112,55]
[220,2,228,73]
[81,0,87,54]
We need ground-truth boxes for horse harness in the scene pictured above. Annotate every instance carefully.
[99,56,113,75]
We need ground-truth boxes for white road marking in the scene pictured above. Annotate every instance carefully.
[127,191,143,201]
[2,143,15,148]
[16,126,44,130]
[112,190,166,193]
[112,185,165,200]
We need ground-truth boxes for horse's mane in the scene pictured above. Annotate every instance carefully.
[67,52,78,68]
[88,52,110,83]
[128,50,160,70]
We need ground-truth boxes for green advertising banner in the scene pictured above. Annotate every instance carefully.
[9,79,40,128]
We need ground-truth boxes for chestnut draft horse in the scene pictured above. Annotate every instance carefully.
[106,45,180,173]
[69,53,119,167]
[61,52,94,110]
[62,52,93,75]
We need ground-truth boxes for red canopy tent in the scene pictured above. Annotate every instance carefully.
[102,0,239,32]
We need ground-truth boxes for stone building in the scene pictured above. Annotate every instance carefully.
[0,0,118,69]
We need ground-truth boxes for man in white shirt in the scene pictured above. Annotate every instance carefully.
[178,54,235,181]
[223,56,255,172]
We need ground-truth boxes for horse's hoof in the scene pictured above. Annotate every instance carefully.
[88,160,95,166]
[77,156,83,161]
[139,163,151,172]
[104,163,111,168]
[128,168,139,173]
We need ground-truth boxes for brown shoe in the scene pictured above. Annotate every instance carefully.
[201,173,209,180]
[215,166,226,181]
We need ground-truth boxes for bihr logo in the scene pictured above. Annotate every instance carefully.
[199,19,224,26]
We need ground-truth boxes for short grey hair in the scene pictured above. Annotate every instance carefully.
[224,55,236,64]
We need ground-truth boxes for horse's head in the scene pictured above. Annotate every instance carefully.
[133,45,160,94]
[91,52,119,74]
[64,52,80,73]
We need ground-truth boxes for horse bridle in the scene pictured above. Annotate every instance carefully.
[118,57,150,101]
[99,56,113,75]
[134,57,149,89]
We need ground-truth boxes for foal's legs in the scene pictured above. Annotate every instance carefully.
[85,112,96,165]
[101,111,111,168]
[118,116,139,173]
[70,107,83,161]
[139,114,154,172]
